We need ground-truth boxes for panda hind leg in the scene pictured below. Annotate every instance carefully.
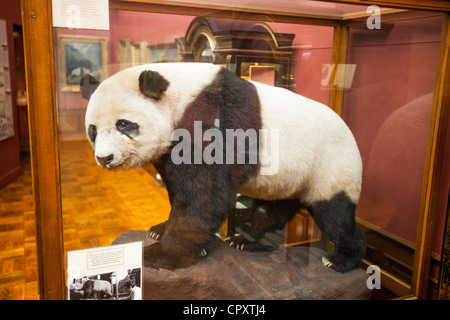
[308,192,366,273]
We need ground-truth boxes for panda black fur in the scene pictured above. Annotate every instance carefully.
[84,63,366,273]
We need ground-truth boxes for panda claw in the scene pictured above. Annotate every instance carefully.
[149,232,161,240]
[322,256,333,268]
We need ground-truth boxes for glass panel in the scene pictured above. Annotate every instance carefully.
[49,0,448,299]
[164,0,391,18]
[53,8,335,299]
[342,14,445,285]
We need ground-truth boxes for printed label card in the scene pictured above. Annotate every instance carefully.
[52,0,110,30]
[67,242,142,300]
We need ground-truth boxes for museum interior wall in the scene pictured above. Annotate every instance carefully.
[0,0,22,190]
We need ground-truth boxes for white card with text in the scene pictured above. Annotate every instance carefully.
[67,242,142,300]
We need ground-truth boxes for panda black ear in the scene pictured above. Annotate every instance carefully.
[138,70,170,101]
[80,74,100,100]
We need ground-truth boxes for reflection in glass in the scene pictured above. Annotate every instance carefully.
[54,10,334,255]
[342,15,445,284]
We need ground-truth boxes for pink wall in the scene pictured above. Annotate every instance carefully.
[55,11,333,113]
[290,47,332,104]
[268,23,333,104]
[109,10,195,74]
[107,12,334,103]
[341,15,445,252]
[54,12,194,113]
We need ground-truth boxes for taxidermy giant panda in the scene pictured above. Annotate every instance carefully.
[83,63,366,273]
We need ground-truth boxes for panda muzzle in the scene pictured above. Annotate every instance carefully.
[96,154,114,167]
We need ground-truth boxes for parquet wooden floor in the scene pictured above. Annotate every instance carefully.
[60,141,171,253]
[0,156,37,300]
[0,140,171,299]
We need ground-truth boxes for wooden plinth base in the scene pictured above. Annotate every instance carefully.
[112,230,371,300]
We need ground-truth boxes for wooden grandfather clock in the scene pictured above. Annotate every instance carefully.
[176,17,295,89]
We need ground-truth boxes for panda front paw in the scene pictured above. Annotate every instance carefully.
[148,221,167,240]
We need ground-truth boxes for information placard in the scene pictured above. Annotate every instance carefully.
[67,242,142,300]
[52,0,110,30]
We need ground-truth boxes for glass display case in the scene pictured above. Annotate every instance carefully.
[19,0,450,300]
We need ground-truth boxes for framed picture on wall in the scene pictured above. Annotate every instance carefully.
[57,35,108,92]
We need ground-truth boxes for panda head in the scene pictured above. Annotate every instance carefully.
[83,67,172,170]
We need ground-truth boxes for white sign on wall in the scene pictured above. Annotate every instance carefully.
[52,0,110,30]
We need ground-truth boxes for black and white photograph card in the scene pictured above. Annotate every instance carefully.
[67,242,142,300]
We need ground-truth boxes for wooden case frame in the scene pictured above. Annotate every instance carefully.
[20,0,450,299]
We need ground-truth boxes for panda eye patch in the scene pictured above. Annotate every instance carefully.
[116,119,139,138]
[88,124,97,143]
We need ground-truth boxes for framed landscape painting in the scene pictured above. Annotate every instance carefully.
[58,35,108,92]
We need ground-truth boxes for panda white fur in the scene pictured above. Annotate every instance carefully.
[83,62,365,272]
